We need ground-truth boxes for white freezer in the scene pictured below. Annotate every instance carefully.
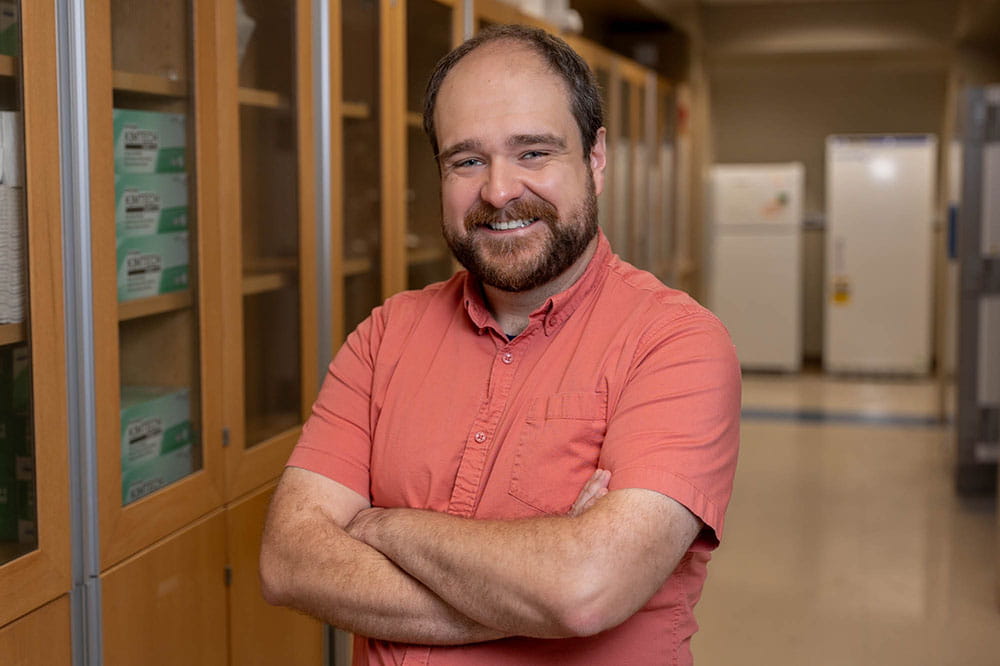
[708,163,804,372]
[824,135,936,375]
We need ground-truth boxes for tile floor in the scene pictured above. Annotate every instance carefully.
[693,372,999,665]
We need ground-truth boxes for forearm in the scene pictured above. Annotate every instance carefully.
[348,489,688,639]
[264,523,505,644]
[259,468,509,645]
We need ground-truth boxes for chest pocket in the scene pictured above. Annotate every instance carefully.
[508,391,608,515]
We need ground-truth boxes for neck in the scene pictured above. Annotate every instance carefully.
[482,236,599,337]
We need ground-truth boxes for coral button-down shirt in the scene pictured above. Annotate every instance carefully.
[288,232,741,665]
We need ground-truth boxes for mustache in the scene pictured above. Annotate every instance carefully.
[463,197,559,232]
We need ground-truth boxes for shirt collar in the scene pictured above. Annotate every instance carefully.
[462,230,612,337]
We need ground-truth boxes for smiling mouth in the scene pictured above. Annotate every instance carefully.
[485,217,539,231]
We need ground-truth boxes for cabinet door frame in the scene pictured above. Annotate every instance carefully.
[0,0,72,628]
[220,0,319,501]
[87,0,226,570]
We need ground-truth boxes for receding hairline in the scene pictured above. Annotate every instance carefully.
[431,40,575,146]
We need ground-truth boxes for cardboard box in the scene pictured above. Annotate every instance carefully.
[113,109,186,174]
[116,231,189,301]
[115,173,188,236]
[120,386,194,504]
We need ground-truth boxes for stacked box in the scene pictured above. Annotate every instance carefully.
[120,386,194,504]
[116,232,189,301]
[115,173,188,237]
[0,111,25,324]
[0,1,17,58]
[112,110,186,174]
[113,110,189,301]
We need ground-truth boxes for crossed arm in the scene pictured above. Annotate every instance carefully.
[259,465,701,644]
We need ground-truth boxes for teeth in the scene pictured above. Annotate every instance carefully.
[487,218,535,231]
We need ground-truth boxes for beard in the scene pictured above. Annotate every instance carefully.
[443,175,600,293]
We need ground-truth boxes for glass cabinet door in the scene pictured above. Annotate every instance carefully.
[610,65,632,262]
[632,75,649,270]
[227,0,316,497]
[0,0,71,626]
[654,80,677,283]
[90,0,223,568]
[405,0,456,289]
[342,0,383,334]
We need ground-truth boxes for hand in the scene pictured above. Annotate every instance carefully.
[568,468,610,517]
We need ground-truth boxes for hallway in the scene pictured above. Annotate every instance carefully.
[695,374,998,665]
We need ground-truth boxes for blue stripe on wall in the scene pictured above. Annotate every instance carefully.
[741,407,946,428]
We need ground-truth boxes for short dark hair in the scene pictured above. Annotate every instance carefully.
[422,24,604,162]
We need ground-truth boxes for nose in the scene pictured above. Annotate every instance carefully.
[480,160,525,209]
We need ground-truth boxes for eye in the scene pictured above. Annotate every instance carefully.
[451,157,483,169]
[521,150,547,160]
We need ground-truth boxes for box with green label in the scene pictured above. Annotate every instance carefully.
[120,386,194,504]
[116,231,189,301]
[0,1,18,58]
[113,109,186,174]
[115,173,188,236]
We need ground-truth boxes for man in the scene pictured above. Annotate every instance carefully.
[260,24,740,665]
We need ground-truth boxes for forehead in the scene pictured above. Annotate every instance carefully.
[434,43,578,149]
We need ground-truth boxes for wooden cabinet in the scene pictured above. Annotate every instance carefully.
[227,484,324,665]
[0,596,72,666]
[221,0,318,501]
[83,1,321,662]
[87,0,225,572]
[405,0,461,289]
[339,0,385,336]
[0,0,71,630]
[101,511,228,665]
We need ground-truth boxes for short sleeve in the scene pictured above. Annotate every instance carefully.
[285,307,387,500]
[599,311,741,551]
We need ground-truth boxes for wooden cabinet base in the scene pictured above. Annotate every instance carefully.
[227,484,324,665]
[101,511,228,665]
[0,596,72,666]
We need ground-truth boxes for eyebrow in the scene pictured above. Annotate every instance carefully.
[437,134,568,163]
[437,139,482,164]
[508,134,567,151]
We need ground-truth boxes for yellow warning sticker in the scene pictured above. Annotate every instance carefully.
[832,276,851,305]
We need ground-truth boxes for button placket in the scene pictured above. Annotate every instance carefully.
[446,342,520,516]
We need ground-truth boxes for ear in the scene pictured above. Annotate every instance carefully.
[589,127,607,196]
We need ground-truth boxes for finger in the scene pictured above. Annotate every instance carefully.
[577,486,608,514]
[569,469,610,517]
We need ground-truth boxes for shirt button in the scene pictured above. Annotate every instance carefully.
[502,352,513,364]
[474,431,487,443]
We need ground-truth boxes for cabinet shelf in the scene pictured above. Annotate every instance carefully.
[118,291,193,322]
[0,55,16,78]
[112,70,188,97]
[343,256,373,277]
[238,87,290,111]
[342,101,371,120]
[0,322,26,346]
[242,271,295,296]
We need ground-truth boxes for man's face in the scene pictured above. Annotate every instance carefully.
[433,43,607,293]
